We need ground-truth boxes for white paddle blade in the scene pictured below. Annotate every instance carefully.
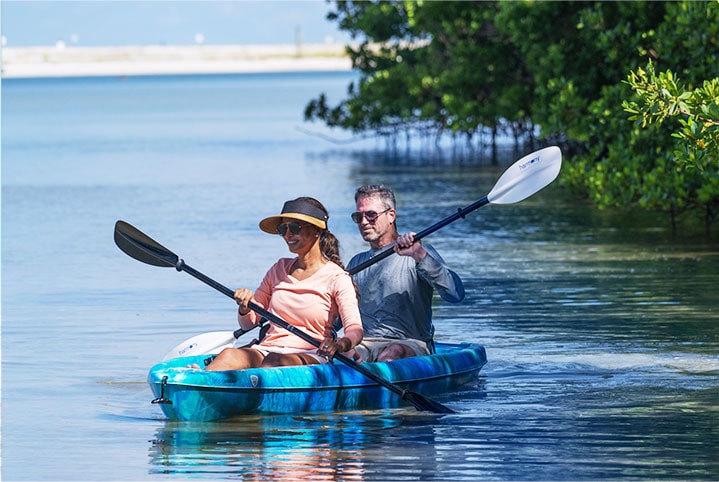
[487,146,562,205]
[162,331,237,361]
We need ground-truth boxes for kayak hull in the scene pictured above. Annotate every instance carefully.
[147,342,487,421]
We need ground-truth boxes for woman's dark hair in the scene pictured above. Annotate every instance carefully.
[296,197,344,270]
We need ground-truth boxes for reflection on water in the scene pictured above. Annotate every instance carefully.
[146,367,719,480]
[148,412,440,480]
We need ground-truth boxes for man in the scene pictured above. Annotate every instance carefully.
[347,184,465,362]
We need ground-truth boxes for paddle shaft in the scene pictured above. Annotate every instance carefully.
[348,196,489,275]
[245,300,418,403]
[170,258,450,411]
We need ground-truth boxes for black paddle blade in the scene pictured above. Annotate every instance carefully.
[404,391,455,414]
[114,220,179,268]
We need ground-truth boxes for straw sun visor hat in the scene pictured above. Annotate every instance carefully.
[259,198,328,234]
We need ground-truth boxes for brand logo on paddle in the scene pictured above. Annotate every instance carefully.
[518,156,540,170]
[178,343,197,356]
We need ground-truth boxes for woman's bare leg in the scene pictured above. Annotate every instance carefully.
[261,352,320,367]
[203,347,266,371]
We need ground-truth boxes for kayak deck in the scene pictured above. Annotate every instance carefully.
[148,342,487,421]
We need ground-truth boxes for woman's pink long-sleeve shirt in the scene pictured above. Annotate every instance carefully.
[239,258,361,350]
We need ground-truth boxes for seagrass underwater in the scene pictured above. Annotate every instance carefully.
[3,72,719,480]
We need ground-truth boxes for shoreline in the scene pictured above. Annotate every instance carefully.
[1,43,353,78]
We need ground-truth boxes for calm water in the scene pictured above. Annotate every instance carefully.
[2,72,719,481]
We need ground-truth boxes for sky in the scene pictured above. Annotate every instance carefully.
[0,1,352,47]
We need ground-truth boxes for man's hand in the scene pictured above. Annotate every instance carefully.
[394,232,427,263]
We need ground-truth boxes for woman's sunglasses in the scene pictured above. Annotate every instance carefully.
[351,208,390,224]
[277,222,303,236]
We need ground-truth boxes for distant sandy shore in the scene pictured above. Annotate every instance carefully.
[1,43,353,78]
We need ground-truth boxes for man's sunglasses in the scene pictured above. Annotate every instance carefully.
[351,208,391,224]
[277,222,303,235]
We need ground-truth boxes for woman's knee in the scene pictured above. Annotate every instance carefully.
[261,352,283,367]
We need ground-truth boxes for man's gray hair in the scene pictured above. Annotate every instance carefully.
[354,184,396,210]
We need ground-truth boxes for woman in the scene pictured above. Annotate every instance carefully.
[201,196,363,371]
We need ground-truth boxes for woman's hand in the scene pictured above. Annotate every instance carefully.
[233,288,254,316]
[318,335,352,360]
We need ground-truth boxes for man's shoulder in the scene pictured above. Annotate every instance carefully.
[348,249,373,267]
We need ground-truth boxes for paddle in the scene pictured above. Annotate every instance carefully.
[114,220,454,414]
[162,330,247,361]
[159,145,562,359]
[348,145,562,274]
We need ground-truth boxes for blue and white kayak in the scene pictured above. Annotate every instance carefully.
[147,342,487,421]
